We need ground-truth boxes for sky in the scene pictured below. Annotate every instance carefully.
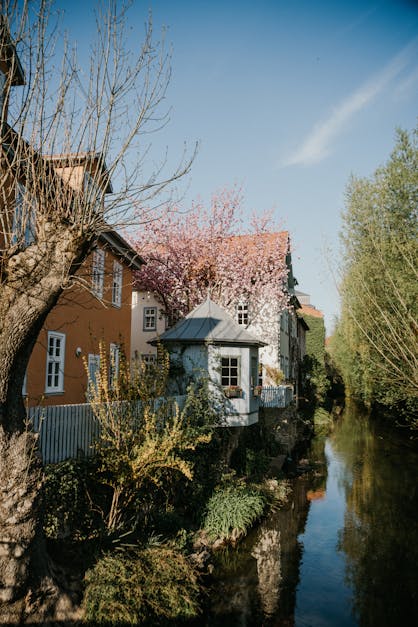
[56,0,418,332]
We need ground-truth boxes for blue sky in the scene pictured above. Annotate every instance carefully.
[58,0,418,332]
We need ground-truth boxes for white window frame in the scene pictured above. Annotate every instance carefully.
[141,353,157,366]
[109,343,120,388]
[236,301,249,326]
[143,306,157,331]
[87,353,101,391]
[112,261,123,307]
[45,331,66,393]
[221,356,241,388]
[92,249,105,298]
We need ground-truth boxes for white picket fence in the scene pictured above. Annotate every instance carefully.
[260,385,293,408]
[28,388,292,464]
[28,396,186,465]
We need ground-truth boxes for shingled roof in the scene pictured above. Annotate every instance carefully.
[151,297,266,347]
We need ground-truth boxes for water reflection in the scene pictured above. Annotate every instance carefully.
[332,403,418,627]
[203,403,418,626]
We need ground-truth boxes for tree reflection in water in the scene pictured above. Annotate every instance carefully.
[333,402,418,627]
[202,403,418,626]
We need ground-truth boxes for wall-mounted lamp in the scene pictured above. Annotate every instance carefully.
[75,347,82,358]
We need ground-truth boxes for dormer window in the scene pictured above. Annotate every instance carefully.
[236,302,249,326]
[84,171,101,213]
[12,182,36,247]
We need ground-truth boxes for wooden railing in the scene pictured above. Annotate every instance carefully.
[260,385,293,408]
[28,396,186,464]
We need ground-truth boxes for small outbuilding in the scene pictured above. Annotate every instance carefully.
[151,297,266,427]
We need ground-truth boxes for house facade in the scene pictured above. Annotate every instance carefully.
[25,228,143,407]
[131,231,306,400]
[0,27,144,409]
[0,17,25,124]
[152,297,266,427]
[131,288,166,365]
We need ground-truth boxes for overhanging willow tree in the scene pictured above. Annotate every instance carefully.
[0,0,194,619]
[334,126,418,424]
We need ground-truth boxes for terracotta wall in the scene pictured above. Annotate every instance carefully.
[26,246,133,407]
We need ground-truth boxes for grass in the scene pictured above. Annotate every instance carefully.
[203,480,266,544]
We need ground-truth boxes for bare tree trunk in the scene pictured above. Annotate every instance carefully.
[0,230,90,621]
[0,429,42,609]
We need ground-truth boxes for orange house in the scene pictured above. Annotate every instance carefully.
[25,227,143,407]
[1,26,144,409]
[21,152,143,407]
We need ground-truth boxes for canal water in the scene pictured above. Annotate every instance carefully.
[202,402,418,626]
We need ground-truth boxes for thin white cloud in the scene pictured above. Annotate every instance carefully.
[281,38,418,168]
[393,64,418,101]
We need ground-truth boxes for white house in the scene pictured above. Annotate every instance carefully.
[151,297,266,427]
[131,289,166,365]
[131,231,306,401]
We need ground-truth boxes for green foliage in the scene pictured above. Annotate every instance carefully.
[203,478,266,543]
[301,313,330,405]
[335,125,418,426]
[43,458,100,541]
[304,314,326,362]
[149,380,225,527]
[86,343,212,535]
[244,448,271,480]
[313,407,333,436]
[301,354,330,406]
[83,544,200,625]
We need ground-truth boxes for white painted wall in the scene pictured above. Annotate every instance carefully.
[131,289,166,362]
[163,342,260,427]
[207,344,260,427]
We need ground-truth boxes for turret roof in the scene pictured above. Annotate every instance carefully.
[151,297,266,347]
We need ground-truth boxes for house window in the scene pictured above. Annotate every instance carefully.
[109,343,120,388]
[236,302,249,326]
[141,353,157,366]
[143,306,157,331]
[280,311,289,333]
[251,356,258,388]
[92,249,105,298]
[112,261,123,307]
[258,363,263,387]
[84,171,101,213]
[221,356,240,387]
[12,182,36,246]
[22,371,27,397]
[87,354,100,391]
[45,331,66,393]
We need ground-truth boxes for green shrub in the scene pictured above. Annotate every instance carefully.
[314,407,333,428]
[83,545,200,625]
[43,458,100,540]
[245,448,270,479]
[203,480,266,543]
